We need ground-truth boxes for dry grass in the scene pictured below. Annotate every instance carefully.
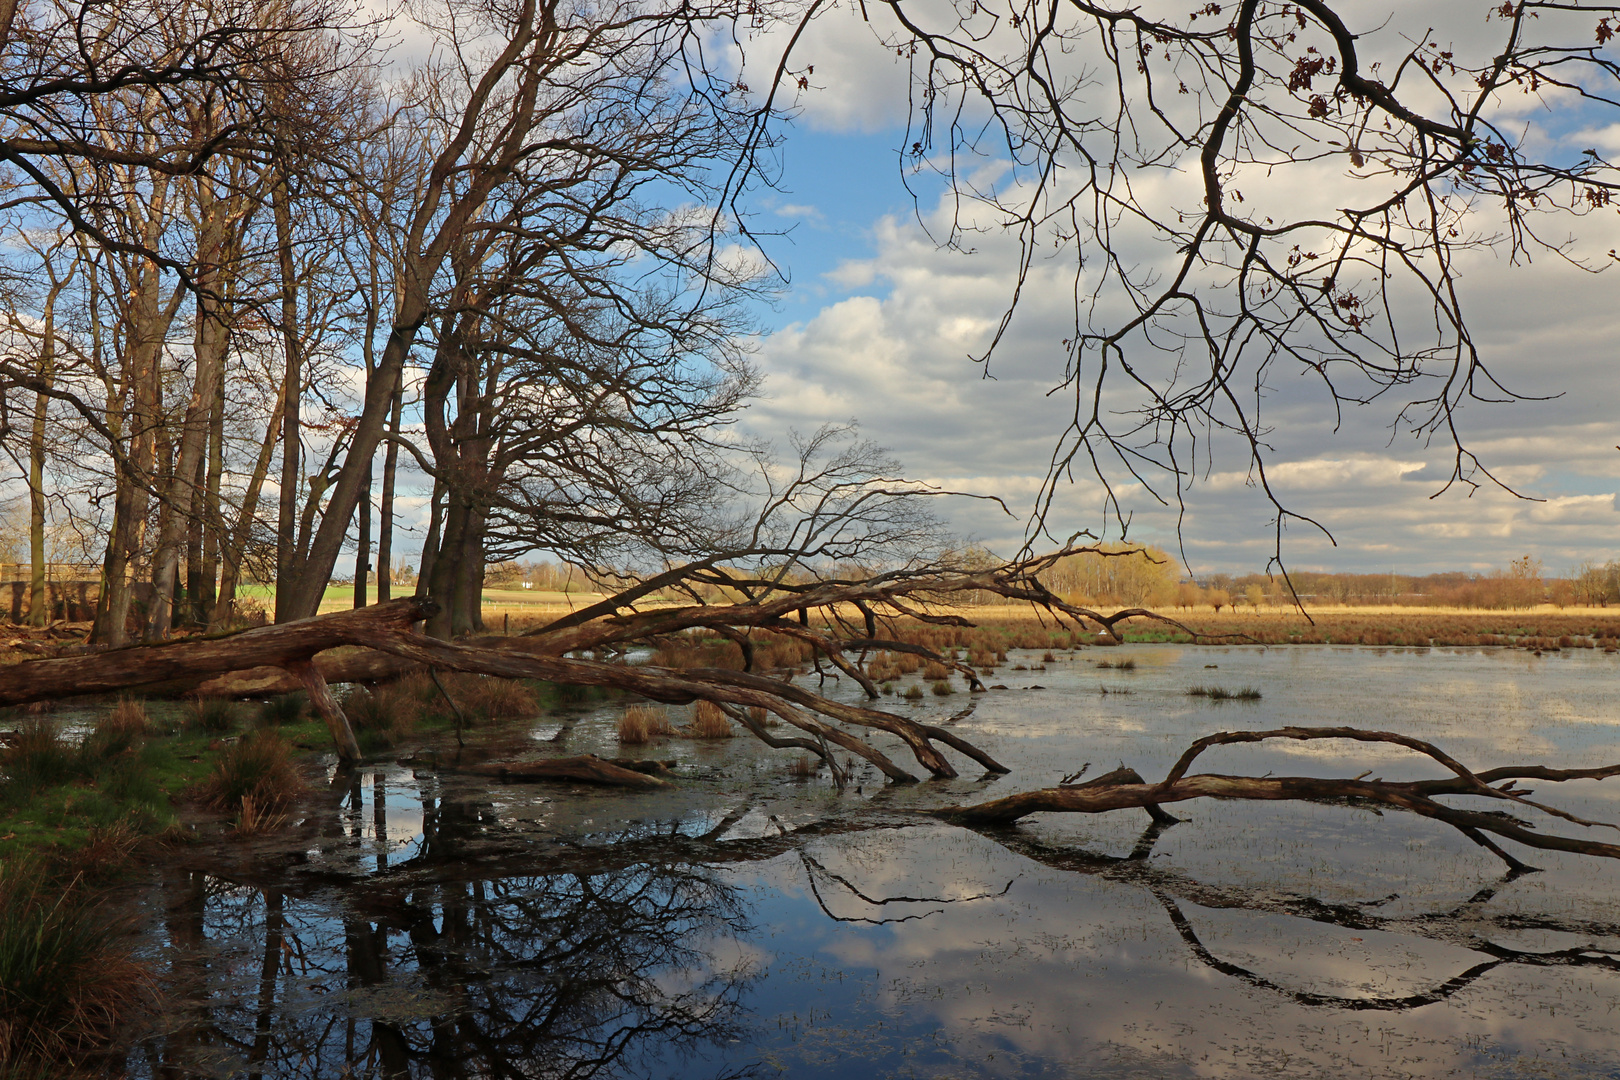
[685,700,735,739]
[747,705,778,728]
[102,698,152,739]
[618,704,676,744]
[193,729,304,822]
[930,680,955,697]
[786,754,818,778]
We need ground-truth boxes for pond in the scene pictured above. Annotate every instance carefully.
[114,644,1620,1078]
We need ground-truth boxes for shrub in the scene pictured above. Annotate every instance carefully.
[0,859,152,1066]
[685,700,734,739]
[194,730,304,820]
[931,680,955,697]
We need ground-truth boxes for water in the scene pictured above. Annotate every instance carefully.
[115,645,1620,1078]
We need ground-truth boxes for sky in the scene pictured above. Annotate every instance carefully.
[725,1,1620,578]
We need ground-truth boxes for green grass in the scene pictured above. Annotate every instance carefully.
[0,711,219,862]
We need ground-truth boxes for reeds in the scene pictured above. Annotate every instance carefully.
[786,754,818,778]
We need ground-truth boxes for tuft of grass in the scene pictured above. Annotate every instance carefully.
[747,705,778,728]
[0,858,153,1066]
[903,684,925,701]
[341,685,417,751]
[1186,685,1262,701]
[102,699,152,740]
[685,700,735,739]
[785,754,818,778]
[1041,651,1057,663]
[193,729,304,822]
[185,696,239,733]
[931,680,955,697]
[0,721,76,797]
[257,691,308,727]
[922,661,951,681]
[618,704,674,744]
[1095,658,1137,671]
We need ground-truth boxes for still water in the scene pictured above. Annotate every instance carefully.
[118,645,1620,1078]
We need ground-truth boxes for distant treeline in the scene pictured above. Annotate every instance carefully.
[481,551,1620,611]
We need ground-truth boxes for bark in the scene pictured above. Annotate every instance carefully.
[25,286,56,627]
[272,163,304,625]
[376,373,403,602]
[286,657,361,763]
[198,367,225,622]
[0,597,431,709]
[353,454,372,608]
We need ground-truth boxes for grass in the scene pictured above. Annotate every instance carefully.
[1095,658,1137,670]
[618,704,676,745]
[786,754,818,778]
[192,729,304,825]
[685,700,735,739]
[930,680,955,697]
[257,692,308,727]
[903,684,925,701]
[1186,685,1263,701]
[184,696,239,733]
[0,857,153,1068]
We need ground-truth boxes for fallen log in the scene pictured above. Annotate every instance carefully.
[453,755,673,789]
[0,598,432,706]
[0,598,434,761]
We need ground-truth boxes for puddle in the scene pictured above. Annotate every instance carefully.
[112,645,1620,1077]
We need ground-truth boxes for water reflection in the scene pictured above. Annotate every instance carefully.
[118,645,1620,1078]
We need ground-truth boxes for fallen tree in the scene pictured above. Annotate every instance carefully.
[939,726,1620,872]
[0,547,1231,774]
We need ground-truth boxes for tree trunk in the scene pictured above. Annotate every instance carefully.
[25,291,55,627]
[376,374,403,603]
[212,390,285,629]
[272,167,304,625]
[198,368,225,622]
[353,455,372,608]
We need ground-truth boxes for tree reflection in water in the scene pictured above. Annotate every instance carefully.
[127,786,759,1080]
[125,779,1620,1078]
